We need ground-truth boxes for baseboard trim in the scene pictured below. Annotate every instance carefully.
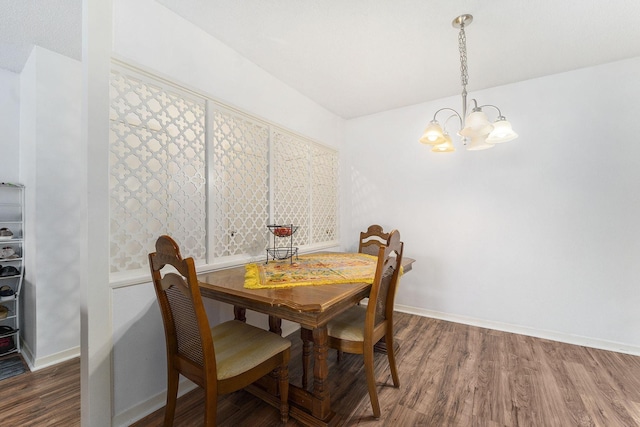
[26,346,81,371]
[19,339,34,370]
[112,379,198,427]
[395,304,640,357]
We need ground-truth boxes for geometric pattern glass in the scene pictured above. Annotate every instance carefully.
[272,129,311,248]
[109,66,207,273]
[108,62,338,275]
[210,106,270,259]
[311,144,339,243]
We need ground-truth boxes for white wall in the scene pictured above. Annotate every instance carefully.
[344,56,640,354]
[113,0,343,148]
[111,1,346,423]
[19,47,82,368]
[0,68,20,181]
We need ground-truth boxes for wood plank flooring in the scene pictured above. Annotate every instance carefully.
[3,312,640,426]
[0,353,80,426]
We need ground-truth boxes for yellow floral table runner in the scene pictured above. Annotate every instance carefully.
[244,253,378,289]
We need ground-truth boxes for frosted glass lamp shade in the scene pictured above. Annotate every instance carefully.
[459,110,493,137]
[466,135,495,151]
[420,121,448,145]
[431,134,455,152]
[486,118,518,143]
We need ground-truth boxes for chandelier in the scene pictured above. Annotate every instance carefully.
[419,14,518,152]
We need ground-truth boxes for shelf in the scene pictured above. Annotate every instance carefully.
[267,224,299,237]
[266,247,299,260]
[0,329,18,338]
[0,184,23,356]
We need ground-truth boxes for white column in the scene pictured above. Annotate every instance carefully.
[81,0,112,425]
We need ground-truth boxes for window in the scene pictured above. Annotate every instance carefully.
[109,62,338,281]
[209,105,270,261]
[109,66,207,274]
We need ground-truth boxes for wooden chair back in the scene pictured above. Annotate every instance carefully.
[149,235,216,389]
[366,230,404,340]
[358,224,392,256]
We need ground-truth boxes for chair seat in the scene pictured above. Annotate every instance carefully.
[212,320,291,380]
[327,305,367,342]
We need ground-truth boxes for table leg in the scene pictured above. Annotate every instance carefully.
[269,315,282,336]
[312,325,331,420]
[300,328,313,389]
[233,306,246,322]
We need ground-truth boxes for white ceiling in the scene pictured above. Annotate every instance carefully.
[3,1,640,119]
[0,0,82,73]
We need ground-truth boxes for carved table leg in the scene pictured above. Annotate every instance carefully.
[269,315,283,336]
[312,325,331,420]
[300,328,313,389]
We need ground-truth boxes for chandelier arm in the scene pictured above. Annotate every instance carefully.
[443,113,461,131]
[477,104,505,119]
[466,98,480,111]
[432,108,463,128]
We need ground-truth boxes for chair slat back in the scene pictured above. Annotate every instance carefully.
[162,274,205,366]
[149,235,215,371]
[358,224,391,256]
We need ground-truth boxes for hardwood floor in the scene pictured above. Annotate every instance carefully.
[3,312,640,426]
[0,354,80,426]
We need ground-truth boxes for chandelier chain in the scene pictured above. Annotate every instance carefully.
[458,25,468,90]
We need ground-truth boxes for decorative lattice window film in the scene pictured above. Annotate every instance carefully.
[210,106,270,259]
[311,144,339,243]
[109,61,339,276]
[109,67,207,274]
[272,130,312,247]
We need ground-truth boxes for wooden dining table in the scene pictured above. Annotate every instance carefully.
[197,255,415,426]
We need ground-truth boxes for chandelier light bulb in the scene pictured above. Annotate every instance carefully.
[459,110,493,137]
[431,134,455,152]
[486,117,518,143]
[419,120,448,145]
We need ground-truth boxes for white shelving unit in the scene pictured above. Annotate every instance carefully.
[0,183,24,356]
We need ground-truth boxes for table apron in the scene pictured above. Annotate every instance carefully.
[199,287,369,329]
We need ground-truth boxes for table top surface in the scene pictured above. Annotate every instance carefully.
[197,255,414,327]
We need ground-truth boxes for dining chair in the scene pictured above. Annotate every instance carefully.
[355,224,395,310]
[358,224,391,256]
[301,230,404,419]
[149,235,291,426]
